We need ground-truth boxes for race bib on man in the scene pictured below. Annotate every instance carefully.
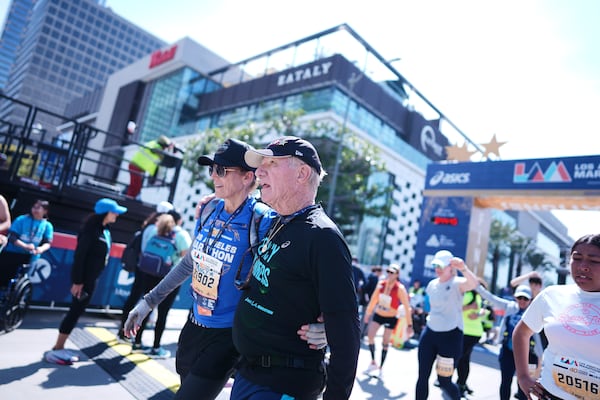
[552,355,600,399]
[191,249,223,300]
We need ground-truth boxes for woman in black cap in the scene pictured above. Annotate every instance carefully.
[124,138,273,398]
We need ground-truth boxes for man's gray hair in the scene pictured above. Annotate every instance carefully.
[288,156,327,190]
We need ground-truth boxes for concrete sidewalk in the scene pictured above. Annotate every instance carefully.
[0,308,518,399]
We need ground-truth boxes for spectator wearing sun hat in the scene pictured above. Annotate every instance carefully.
[49,198,127,357]
[415,250,479,400]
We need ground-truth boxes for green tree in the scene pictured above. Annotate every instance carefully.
[524,250,554,272]
[181,109,392,240]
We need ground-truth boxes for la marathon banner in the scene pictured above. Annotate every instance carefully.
[412,154,600,284]
[423,154,600,206]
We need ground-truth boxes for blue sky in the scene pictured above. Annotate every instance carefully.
[1,0,599,240]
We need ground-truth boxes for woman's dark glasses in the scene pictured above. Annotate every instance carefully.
[209,164,239,177]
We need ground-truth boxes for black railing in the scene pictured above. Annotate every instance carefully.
[0,93,182,202]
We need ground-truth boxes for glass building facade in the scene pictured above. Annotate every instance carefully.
[0,0,35,90]
[0,0,165,127]
[139,67,221,143]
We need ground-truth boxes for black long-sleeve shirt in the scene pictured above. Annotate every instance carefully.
[71,215,111,287]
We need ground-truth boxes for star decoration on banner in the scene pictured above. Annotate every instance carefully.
[445,143,477,162]
[480,134,507,159]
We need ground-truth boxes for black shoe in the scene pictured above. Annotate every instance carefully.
[458,384,474,395]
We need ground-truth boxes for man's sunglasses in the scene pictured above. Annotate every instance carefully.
[515,296,530,301]
[208,164,240,177]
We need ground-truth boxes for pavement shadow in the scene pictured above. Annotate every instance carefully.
[41,362,124,388]
[0,358,118,388]
[0,360,47,385]
[78,341,137,381]
[355,374,408,399]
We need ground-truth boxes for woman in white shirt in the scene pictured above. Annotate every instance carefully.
[513,234,600,400]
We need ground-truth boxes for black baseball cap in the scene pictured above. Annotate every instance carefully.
[244,136,323,174]
[197,138,256,171]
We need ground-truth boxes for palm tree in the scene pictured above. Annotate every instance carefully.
[488,219,516,293]
[525,251,546,270]
[507,234,533,287]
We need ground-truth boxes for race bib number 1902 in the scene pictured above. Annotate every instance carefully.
[191,250,223,301]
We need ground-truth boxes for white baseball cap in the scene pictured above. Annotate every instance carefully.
[156,201,174,213]
[514,285,532,299]
[432,250,453,268]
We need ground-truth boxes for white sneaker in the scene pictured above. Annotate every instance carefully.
[378,368,384,379]
[364,362,379,375]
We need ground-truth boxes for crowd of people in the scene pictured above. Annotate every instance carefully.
[3,135,598,400]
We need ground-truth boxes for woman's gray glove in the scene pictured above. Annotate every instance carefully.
[123,298,152,338]
[297,322,328,350]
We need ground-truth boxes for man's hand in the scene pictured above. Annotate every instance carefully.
[297,315,327,350]
[123,299,152,338]
[195,193,216,219]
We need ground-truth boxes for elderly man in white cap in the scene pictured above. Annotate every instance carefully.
[228,136,360,400]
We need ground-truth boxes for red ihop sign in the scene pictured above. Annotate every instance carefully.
[149,45,178,69]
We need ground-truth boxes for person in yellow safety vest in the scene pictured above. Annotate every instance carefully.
[126,135,173,198]
[455,288,485,397]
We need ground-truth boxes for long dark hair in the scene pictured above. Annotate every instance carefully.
[81,213,106,233]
